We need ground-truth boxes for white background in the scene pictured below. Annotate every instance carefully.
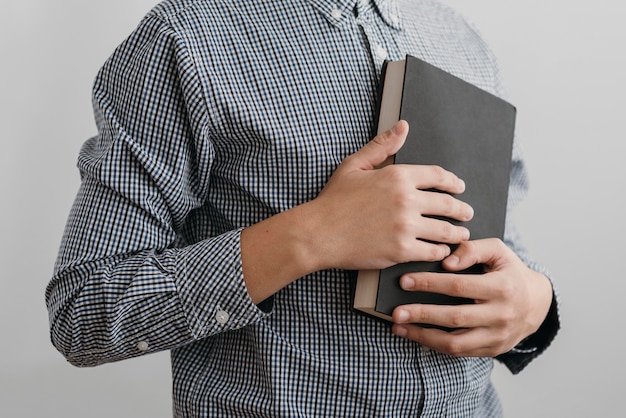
[1,1,624,417]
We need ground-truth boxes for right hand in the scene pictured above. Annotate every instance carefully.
[308,120,474,271]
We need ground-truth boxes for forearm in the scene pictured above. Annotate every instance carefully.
[241,201,322,304]
[47,254,192,366]
[47,229,269,367]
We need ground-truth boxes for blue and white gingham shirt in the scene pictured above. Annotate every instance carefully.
[46,0,559,416]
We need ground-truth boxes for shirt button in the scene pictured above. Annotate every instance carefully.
[215,310,230,324]
[375,44,387,61]
[137,341,149,351]
[390,14,400,25]
[331,8,342,20]
[423,346,431,353]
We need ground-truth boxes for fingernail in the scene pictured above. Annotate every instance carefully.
[396,309,410,323]
[392,120,407,135]
[400,275,415,290]
[394,325,408,337]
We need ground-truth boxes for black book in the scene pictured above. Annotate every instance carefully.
[352,55,516,324]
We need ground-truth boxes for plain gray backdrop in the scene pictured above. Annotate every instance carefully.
[1,1,624,417]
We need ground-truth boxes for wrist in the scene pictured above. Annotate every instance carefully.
[240,201,325,303]
[527,271,554,335]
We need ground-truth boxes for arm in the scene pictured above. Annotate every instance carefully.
[46,16,267,366]
[46,13,475,367]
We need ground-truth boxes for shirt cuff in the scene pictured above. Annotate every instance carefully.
[496,289,560,374]
[175,229,272,338]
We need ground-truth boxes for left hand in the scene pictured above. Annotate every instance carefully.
[391,238,553,357]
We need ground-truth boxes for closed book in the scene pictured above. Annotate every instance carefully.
[353,55,516,325]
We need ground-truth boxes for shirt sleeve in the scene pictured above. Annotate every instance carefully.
[45,14,270,367]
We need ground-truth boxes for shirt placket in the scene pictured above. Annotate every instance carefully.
[354,0,403,70]
[353,2,442,415]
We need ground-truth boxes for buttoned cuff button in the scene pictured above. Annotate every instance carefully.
[137,341,149,352]
[215,310,230,325]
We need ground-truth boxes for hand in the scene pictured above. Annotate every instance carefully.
[241,120,473,303]
[308,120,474,272]
[391,238,553,357]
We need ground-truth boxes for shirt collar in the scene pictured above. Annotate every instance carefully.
[306,0,403,30]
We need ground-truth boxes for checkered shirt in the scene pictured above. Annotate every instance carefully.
[46,0,559,416]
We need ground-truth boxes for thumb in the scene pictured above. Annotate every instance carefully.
[351,120,409,170]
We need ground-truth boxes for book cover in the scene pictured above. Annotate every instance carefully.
[353,55,516,324]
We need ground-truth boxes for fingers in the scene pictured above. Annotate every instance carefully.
[441,239,512,272]
[345,119,469,207]
[417,189,474,221]
[392,299,491,330]
[346,120,409,170]
[385,238,549,358]
[321,120,476,268]
[391,324,509,358]
[398,268,491,301]
[346,122,468,195]
[389,238,537,357]
[413,217,470,245]
[405,164,467,195]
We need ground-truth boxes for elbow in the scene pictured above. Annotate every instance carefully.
[47,312,114,368]
[47,302,98,368]
[46,276,106,368]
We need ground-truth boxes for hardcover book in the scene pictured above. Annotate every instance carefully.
[353,55,516,324]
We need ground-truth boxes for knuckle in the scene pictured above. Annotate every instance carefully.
[492,305,516,331]
[386,165,409,183]
[426,244,446,261]
[441,193,456,215]
[500,306,517,326]
[492,237,506,248]
[495,281,516,301]
[450,276,466,295]
[462,239,477,254]
[390,216,413,240]
[417,276,432,292]
[416,308,430,324]
[393,240,413,262]
[444,341,465,357]
[430,165,448,183]
[492,334,511,355]
[371,132,388,145]
[439,222,454,242]
[387,233,414,263]
[449,311,466,328]
[392,190,415,212]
